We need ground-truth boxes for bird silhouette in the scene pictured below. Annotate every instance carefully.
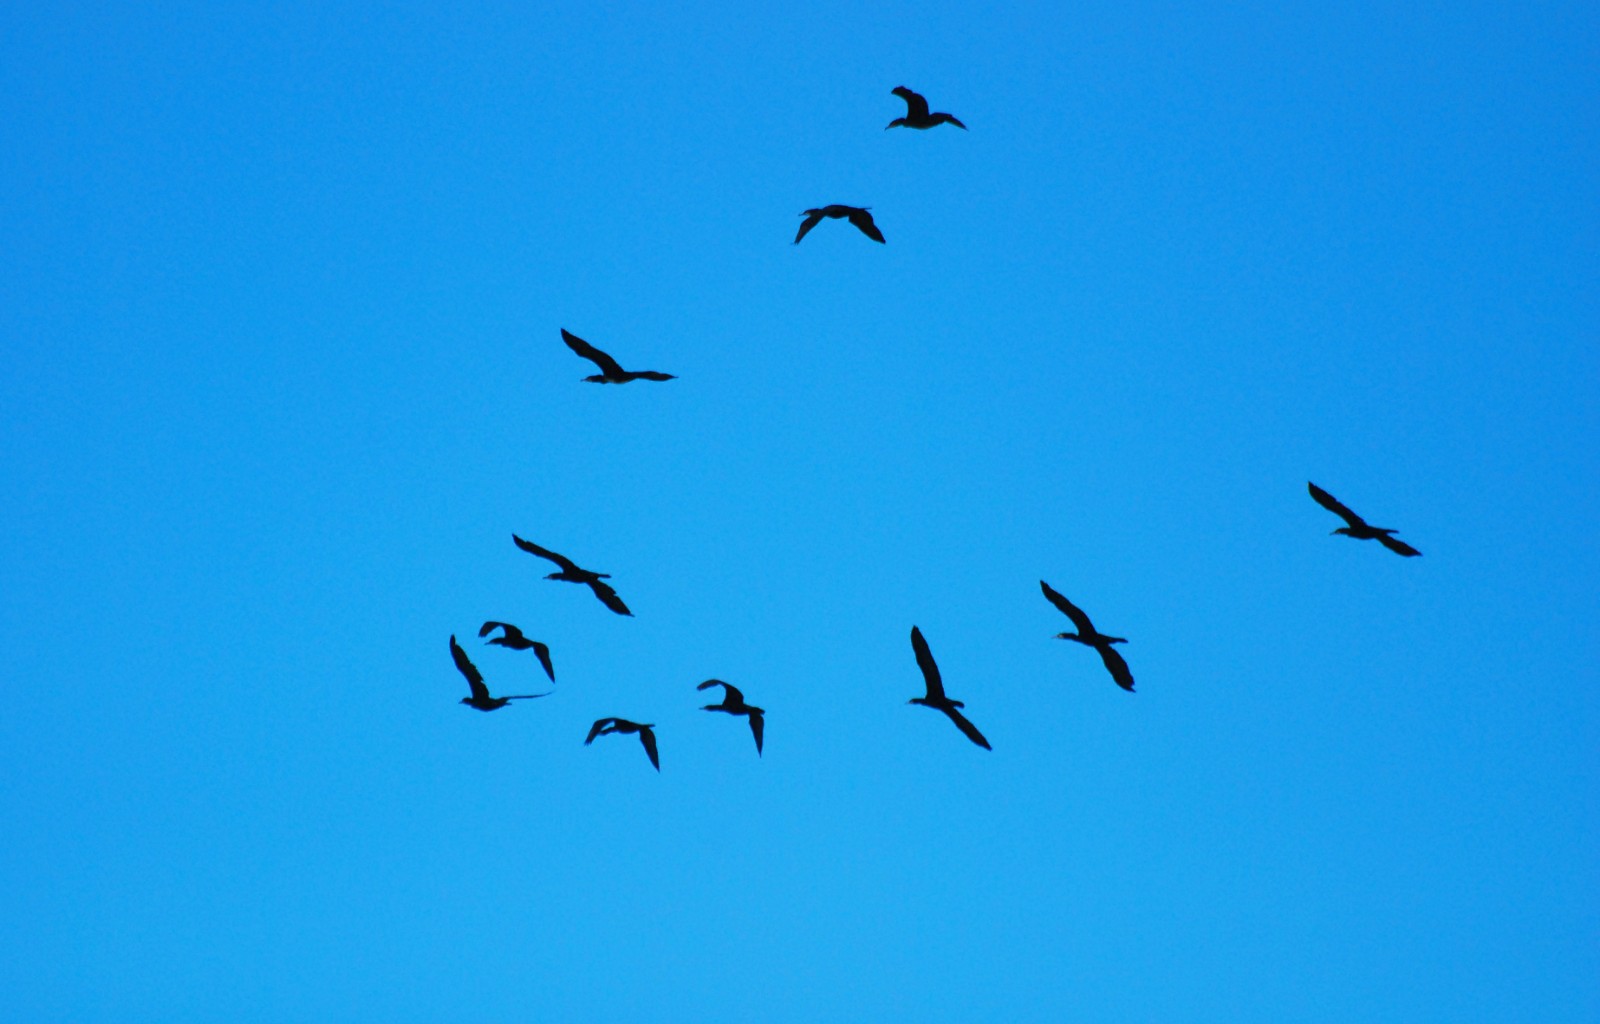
[511,534,633,615]
[886,86,966,130]
[1040,581,1135,692]
[907,626,991,749]
[697,679,765,755]
[1308,482,1421,557]
[477,621,555,682]
[794,205,885,245]
[561,328,676,384]
[451,635,550,711]
[585,717,660,771]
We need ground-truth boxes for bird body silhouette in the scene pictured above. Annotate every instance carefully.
[561,328,676,383]
[477,621,555,682]
[586,717,660,771]
[908,626,991,749]
[1040,581,1135,692]
[1308,482,1421,556]
[794,205,885,244]
[512,534,633,615]
[697,679,765,755]
[451,635,550,711]
[886,86,966,130]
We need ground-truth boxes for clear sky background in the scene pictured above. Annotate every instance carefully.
[3,2,1597,1021]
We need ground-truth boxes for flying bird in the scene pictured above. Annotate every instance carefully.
[477,621,555,682]
[886,86,967,130]
[794,205,885,245]
[585,718,660,771]
[1040,581,1135,692]
[907,626,991,749]
[512,534,633,616]
[697,679,765,756]
[561,328,676,384]
[1308,482,1421,557]
[450,635,550,711]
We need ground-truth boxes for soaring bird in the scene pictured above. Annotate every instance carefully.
[511,534,633,616]
[1040,581,1135,692]
[477,621,555,682]
[886,86,966,130]
[794,205,885,245]
[451,635,550,711]
[697,679,765,756]
[907,626,991,749]
[1308,482,1421,557]
[585,718,660,771]
[561,328,676,384]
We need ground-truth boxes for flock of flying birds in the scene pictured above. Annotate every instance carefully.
[446,87,1422,771]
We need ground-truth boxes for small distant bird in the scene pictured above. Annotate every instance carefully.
[907,626,991,749]
[1040,581,1135,692]
[561,328,676,384]
[477,622,555,682]
[697,679,765,756]
[794,205,885,245]
[1308,482,1421,557]
[585,717,660,771]
[512,534,633,616]
[886,86,966,131]
[451,635,550,711]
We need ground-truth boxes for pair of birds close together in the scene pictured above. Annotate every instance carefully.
[907,582,1134,750]
[794,87,968,247]
[584,681,765,772]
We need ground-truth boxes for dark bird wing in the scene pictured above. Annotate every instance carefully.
[847,208,886,243]
[639,727,660,771]
[1039,580,1097,636]
[910,625,946,701]
[532,641,556,681]
[512,534,580,572]
[478,621,511,639]
[561,329,627,378]
[1097,645,1136,693]
[794,210,824,244]
[588,579,633,616]
[943,114,968,129]
[696,678,726,693]
[749,711,764,755]
[941,705,992,750]
[893,86,930,120]
[1307,482,1367,528]
[1378,533,1422,557]
[585,718,618,744]
[503,692,553,700]
[450,635,489,701]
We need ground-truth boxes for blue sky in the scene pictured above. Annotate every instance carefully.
[3,2,1597,1020]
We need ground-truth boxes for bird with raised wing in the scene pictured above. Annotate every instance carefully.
[585,718,660,771]
[1040,581,1135,692]
[697,679,765,756]
[886,86,966,130]
[1308,482,1421,557]
[477,621,555,682]
[561,328,676,384]
[794,205,885,245]
[451,635,550,711]
[907,626,991,749]
[511,534,633,616]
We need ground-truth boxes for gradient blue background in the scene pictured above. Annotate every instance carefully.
[3,3,1597,1020]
